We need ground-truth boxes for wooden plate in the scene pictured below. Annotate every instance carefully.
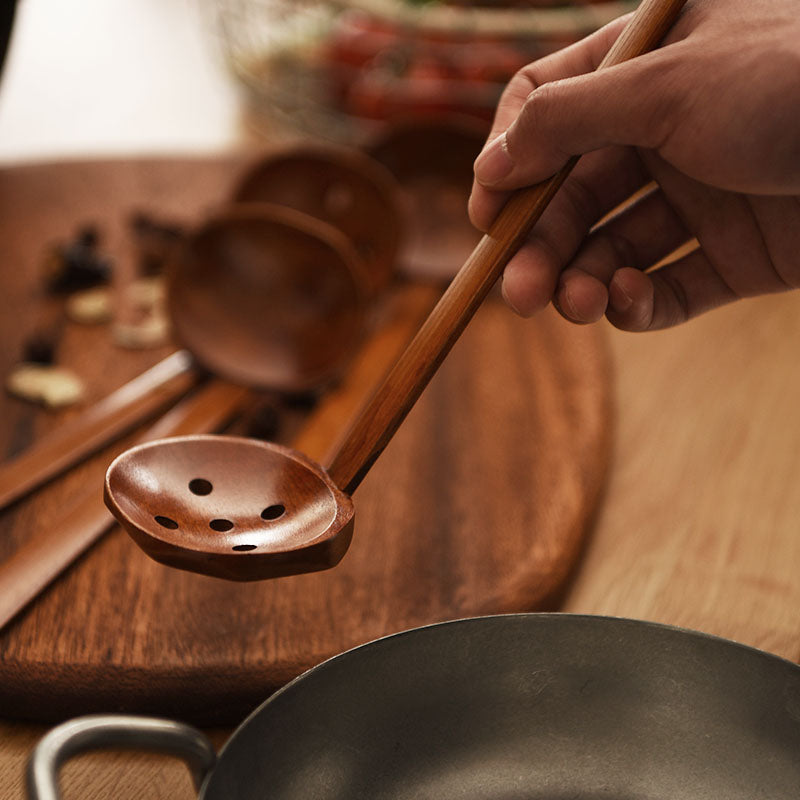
[0,157,612,724]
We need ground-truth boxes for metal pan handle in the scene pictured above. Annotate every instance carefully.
[26,714,217,800]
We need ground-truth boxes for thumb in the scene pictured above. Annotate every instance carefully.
[474,46,682,190]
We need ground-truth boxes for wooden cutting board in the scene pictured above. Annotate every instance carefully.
[0,156,612,724]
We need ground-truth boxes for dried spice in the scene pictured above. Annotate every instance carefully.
[6,363,85,409]
[130,211,185,275]
[112,277,170,349]
[21,332,57,365]
[43,224,112,294]
[113,315,170,349]
[66,286,113,324]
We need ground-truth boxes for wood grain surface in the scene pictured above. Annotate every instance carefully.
[0,157,611,737]
[4,292,800,800]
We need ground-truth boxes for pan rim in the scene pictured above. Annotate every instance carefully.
[212,610,800,774]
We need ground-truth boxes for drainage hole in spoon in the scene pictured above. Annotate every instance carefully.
[188,478,213,496]
[232,544,257,552]
[210,519,234,532]
[155,515,179,530]
[261,504,285,521]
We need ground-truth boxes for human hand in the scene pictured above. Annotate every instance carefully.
[469,0,800,331]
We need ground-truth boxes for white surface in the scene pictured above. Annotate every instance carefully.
[0,0,246,163]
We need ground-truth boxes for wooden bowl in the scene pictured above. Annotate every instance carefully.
[366,117,488,281]
[166,203,367,392]
[232,145,405,297]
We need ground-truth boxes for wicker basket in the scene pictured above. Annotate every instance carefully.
[210,0,635,141]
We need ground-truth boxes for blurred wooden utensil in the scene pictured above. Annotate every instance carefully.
[0,379,252,630]
[166,203,367,394]
[232,144,404,299]
[0,350,196,510]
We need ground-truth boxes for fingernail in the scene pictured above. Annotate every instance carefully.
[501,277,523,316]
[609,279,633,312]
[474,133,513,186]
[557,285,581,322]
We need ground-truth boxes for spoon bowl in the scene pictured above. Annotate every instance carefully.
[167,204,367,393]
[366,117,487,281]
[105,435,354,580]
[232,145,404,298]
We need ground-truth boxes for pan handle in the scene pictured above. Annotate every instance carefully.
[26,714,217,800]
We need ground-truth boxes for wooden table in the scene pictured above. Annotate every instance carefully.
[2,231,800,797]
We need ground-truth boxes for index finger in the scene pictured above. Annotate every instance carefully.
[488,12,633,144]
[471,13,633,230]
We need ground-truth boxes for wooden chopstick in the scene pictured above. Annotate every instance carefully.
[0,350,197,510]
[0,379,251,631]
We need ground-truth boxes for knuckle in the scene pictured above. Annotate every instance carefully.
[510,81,568,161]
[634,49,688,151]
[500,65,543,110]
[517,61,547,93]
[520,80,561,124]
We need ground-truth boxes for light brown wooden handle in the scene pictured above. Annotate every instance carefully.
[0,350,197,510]
[327,0,688,494]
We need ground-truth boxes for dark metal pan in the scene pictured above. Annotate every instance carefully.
[27,614,800,799]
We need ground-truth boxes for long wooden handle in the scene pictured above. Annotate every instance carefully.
[327,0,687,494]
[0,350,197,510]
[294,282,441,465]
[0,380,251,631]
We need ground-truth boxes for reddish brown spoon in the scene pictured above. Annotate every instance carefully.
[106,435,354,580]
[167,202,367,392]
[105,0,687,581]
[232,145,404,298]
[365,116,488,281]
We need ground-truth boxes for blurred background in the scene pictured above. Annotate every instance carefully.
[0,0,633,163]
[0,0,241,162]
